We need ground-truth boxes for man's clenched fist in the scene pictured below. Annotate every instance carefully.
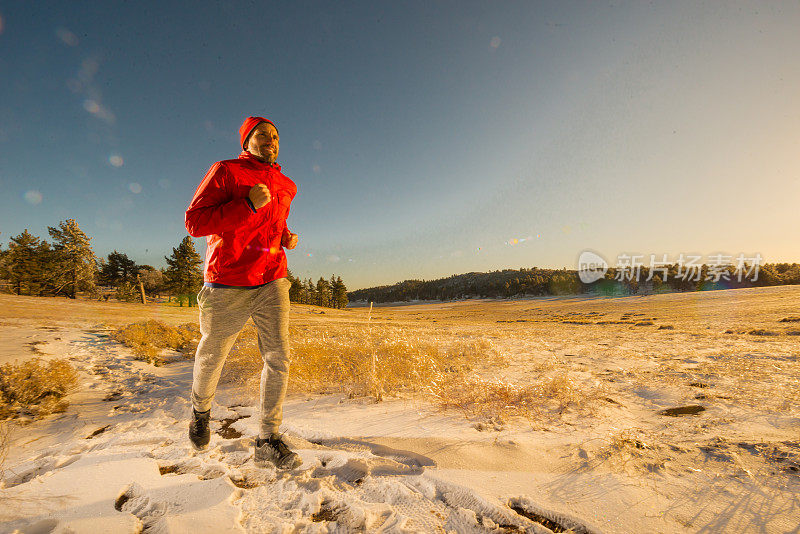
[248,184,272,210]
[282,232,298,250]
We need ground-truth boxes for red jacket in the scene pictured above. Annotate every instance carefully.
[185,152,297,286]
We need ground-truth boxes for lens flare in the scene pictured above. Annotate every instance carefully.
[128,182,142,194]
[56,27,79,46]
[312,164,321,174]
[83,97,115,123]
[490,36,501,49]
[83,99,100,114]
[109,154,124,167]
[24,190,43,205]
[506,235,535,246]
[158,178,171,189]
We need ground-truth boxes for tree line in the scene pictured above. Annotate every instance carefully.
[286,273,348,309]
[348,263,800,303]
[0,219,348,309]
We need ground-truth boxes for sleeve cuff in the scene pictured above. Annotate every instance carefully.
[245,198,257,213]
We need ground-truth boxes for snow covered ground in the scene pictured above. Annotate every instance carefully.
[1,287,799,533]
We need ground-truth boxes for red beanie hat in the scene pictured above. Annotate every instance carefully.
[239,116,277,149]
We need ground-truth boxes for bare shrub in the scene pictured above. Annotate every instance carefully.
[113,320,200,364]
[0,358,79,420]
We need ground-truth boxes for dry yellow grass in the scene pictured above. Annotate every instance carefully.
[0,421,8,476]
[0,358,79,421]
[112,320,200,365]
[115,314,600,423]
[589,427,673,476]
[223,323,506,401]
[432,372,597,422]
[600,428,655,459]
[693,351,800,411]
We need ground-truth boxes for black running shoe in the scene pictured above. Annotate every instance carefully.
[189,408,210,451]
[254,434,302,469]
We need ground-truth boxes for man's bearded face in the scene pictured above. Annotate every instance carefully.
[246,122,280,163]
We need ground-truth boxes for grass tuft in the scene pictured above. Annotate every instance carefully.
[431,372,595,422]
[112,320,200,364]
[595,428,670,474]
[0,358,79,421]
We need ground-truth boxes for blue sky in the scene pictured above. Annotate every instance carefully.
[1,1,799,289]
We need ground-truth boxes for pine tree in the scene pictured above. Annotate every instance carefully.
[315,277,332,307]
[164,236,203,302]
[115,281,138,302]
[99,250,139,286]
[331,275,348,309]
[286,270,308,303]
[329,275,337,306]
[305,278,316,305]
[1,230,48,295]
[47,219,97,298]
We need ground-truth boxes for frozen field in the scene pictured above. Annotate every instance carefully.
[0,286,798,533]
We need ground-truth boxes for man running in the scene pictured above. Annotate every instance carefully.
[185,116,301,469]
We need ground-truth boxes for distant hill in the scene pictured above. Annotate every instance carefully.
[348,263,800,303]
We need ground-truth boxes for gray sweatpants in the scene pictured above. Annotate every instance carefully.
[191,277,291,438]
